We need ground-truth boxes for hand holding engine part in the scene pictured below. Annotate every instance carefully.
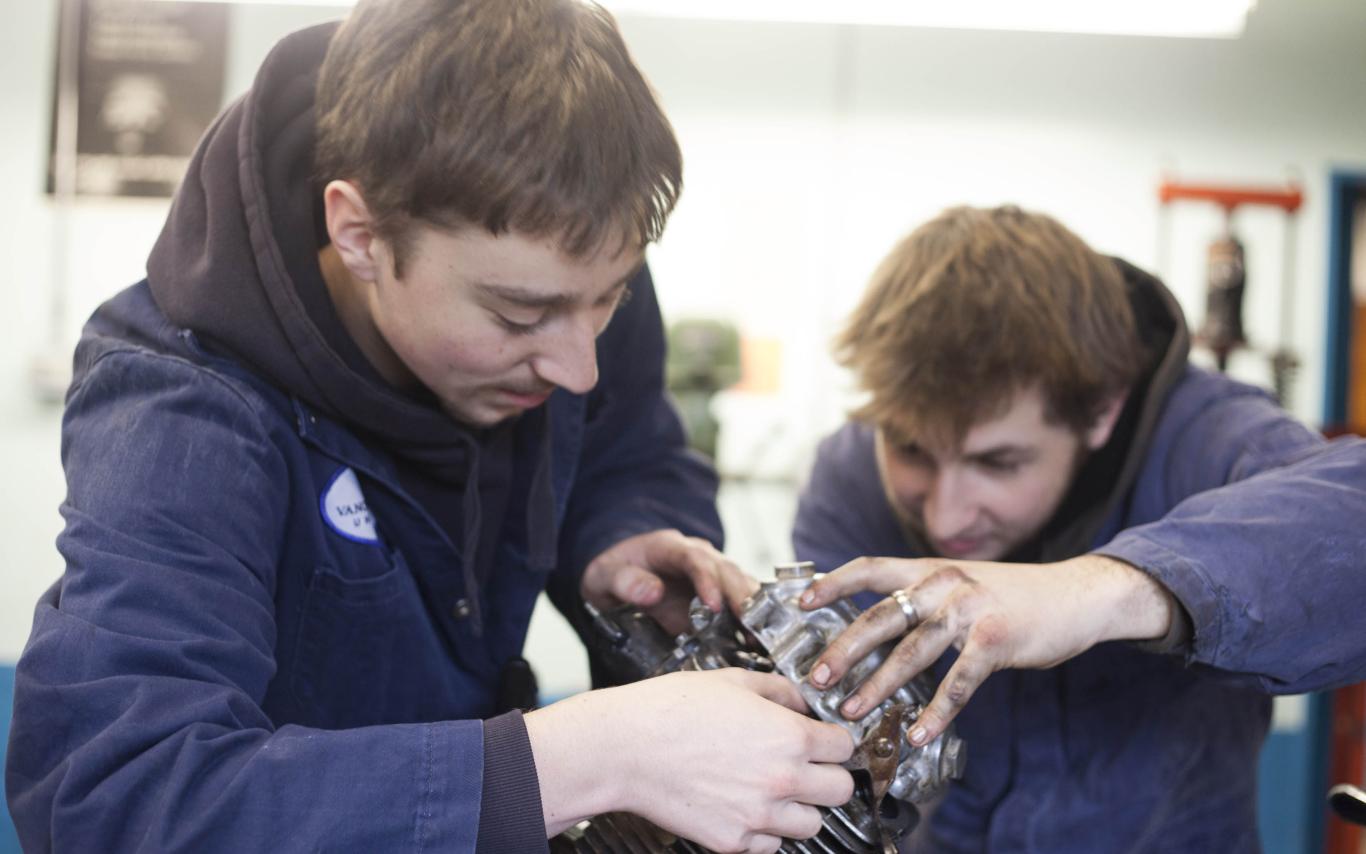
[532,668,855,852]
[580,528,760,636]
[801,553,1180,747]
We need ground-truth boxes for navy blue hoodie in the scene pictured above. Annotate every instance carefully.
[6,22,722,853]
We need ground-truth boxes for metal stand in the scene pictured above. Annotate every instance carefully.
[1156,177,1304,405]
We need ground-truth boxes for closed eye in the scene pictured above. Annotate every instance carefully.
[496,312,550,336]
[974,454,1025,474]
[894,442,931,463]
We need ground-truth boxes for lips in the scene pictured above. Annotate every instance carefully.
[497,386,554,409]
[934,536,986,559]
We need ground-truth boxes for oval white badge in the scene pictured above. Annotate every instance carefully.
[320,467,380,545]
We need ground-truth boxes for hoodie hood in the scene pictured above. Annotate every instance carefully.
[147,22,477,470]
[1033,257,1192,562]
[147,22,558,635]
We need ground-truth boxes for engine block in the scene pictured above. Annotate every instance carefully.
[551,562,964,853]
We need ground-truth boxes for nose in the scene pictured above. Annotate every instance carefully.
[923,469,977,542]
[532,316,599,395]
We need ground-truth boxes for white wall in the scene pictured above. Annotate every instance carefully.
[624,2,1366,431]
[2,0,1365,700]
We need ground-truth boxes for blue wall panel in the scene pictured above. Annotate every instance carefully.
[1259,696,1331,854]
[1,664,19,854]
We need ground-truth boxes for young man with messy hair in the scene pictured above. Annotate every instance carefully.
[793,205,1366,851]
[6,2,854,851]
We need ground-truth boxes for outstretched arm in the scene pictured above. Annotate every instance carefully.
[798,553,1174,747]
[791,380,1366,744]
[1099,435,1366,693]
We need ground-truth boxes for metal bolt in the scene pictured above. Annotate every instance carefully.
[874,738,896,759]
[689,601,714,631]
[940,737,966,778]
[774,561,816,580]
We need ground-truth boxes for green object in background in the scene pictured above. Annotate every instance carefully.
[666,319,741,459]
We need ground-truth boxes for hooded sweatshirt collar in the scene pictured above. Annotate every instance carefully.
[1033,258,1191,561]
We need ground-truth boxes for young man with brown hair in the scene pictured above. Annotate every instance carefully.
[6,2,854,851]
[793,205,1366,851]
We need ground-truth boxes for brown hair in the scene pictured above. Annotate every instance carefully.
[314,0,681,274]
[837,205,1146,445]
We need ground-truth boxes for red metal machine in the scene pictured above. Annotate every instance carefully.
[1157,178,1303,402]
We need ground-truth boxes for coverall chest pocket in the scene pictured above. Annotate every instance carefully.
[289,551,455,729]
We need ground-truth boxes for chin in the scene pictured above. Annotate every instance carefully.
[439,400,502,429]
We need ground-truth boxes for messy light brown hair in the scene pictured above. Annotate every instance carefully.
[838,205,1146,445]
[314,0,681,275]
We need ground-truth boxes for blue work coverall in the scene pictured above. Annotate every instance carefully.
[797,359,1366,852]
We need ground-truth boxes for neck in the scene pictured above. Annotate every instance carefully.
[317,244,418,389]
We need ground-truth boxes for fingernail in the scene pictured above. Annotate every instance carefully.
[800,590,815,607]
[842,697,863,718]
[909,727,927,745]
[633,581,656,600]
[811,663,830,687]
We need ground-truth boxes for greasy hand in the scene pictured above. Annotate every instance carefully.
[800,554,1175,747]
[603,670,855,853]
[581,529,759,635]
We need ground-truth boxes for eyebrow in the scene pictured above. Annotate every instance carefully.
[963,445,1036,463]
[475,283,577,309]
[474,263,643,310]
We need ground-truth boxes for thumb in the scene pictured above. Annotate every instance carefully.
[602,564,664,608]
[730,670,809,715]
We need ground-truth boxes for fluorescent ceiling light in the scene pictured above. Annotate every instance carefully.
[601,0,1258,38]
[145,0,355,5]
[149,0,1257,39]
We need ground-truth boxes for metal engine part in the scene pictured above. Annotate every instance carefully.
[551,562,965,853]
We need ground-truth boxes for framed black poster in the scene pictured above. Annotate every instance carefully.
[47,0,228,198]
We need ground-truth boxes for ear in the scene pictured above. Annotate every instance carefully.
[322,180,386,283]
[1083,390,1130,451]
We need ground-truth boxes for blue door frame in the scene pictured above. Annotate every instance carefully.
[1323,170,1366,429]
